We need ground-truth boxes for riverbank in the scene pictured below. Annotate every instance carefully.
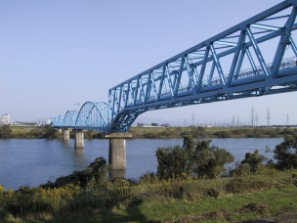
[2,125,297,139]
[1,161,296,223]
[130,126,294,138]
[0,135,297,222]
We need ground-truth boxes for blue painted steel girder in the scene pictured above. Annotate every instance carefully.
[64,110,78,126]
[75,101,110,131]
[108,0,297,132]
[52,102,110,131]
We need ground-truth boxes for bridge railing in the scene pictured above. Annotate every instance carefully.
[209,56,297,85]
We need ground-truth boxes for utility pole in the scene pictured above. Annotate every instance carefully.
[287,114,289,126]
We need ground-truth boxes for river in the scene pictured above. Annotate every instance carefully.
[0,138,283,189]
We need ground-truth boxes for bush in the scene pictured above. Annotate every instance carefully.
[233,150,267,175]
[139,172,158,184]
[206,187,220,198]
[274,134,297,170]
[43,157,107,189]
[191,140,235,179]
[226,176,272,193]
[0,125,12,138]
[156,137,234,180]
[156,146,190,179]
[158,180,185,199]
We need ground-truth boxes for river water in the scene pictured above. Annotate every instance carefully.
[0,138,283,189]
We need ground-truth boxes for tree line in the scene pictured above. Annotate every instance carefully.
[155,134,297,180]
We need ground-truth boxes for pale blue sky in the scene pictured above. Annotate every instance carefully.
[1,0,295,125]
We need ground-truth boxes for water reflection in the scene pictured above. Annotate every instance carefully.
[74,147,85,166]
[109,169,126,178]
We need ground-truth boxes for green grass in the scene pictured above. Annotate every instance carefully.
[34,171,294,223]
[45,184,297,223]
[1,169,297,223]
[9,126,38,138]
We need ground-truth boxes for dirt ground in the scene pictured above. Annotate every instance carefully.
[238,211,297,223]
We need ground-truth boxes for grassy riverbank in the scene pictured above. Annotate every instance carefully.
[2,125,297,139]
[130,126,294,138]
[1,167,297,223]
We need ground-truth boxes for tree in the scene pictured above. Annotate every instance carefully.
[42,125,57,138]
[241,149,267,173]
[274,134,297,170]
[156,146,190,179]
[183,135,195,153]
[191,140,235,178]
[0,125,12,138]
[233,149,267,175]
[156,137,235,179]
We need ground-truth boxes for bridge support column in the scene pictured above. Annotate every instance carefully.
[105,133,132,176]
[63,129,70,141]
[75,130,84,148]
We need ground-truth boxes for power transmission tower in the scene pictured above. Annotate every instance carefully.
[232,115,235,126]
[251,105,255,127]
[267,107,270,126]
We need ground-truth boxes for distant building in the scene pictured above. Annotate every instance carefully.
[0,114,11,125]
[37,119,52,126]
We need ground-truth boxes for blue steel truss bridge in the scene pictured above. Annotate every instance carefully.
[53,0,297,133]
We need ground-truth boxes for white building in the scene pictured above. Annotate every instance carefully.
[0,114,11,125]
[37,119,52,126]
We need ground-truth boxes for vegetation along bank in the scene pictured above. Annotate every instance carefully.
[1,124,297,139]
[0,133,297,222]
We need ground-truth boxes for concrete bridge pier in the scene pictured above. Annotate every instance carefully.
[74,130,84,148]
[105,133,132,177]
[63,129,71,141]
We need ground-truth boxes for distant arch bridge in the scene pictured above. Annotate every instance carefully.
[53,0,297,133]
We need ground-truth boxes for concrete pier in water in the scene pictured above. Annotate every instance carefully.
[74,130,84,148]
[63,129,70,141]
[105,133,132,173]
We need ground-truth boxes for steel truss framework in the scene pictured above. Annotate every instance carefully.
[53,0,297,132]
[53,102,110,131]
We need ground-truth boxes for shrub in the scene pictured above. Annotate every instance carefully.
[206,187,220,198]
[226,176,272,193]
[0,125,12,138]
[156,137,234,180]
[274,134,297,170]
[159,180,185,199]
[43,157,107,189]
[233,150,267,175]
[139,172,158,184]
[191,140,235,179]
[156,146,190,179]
